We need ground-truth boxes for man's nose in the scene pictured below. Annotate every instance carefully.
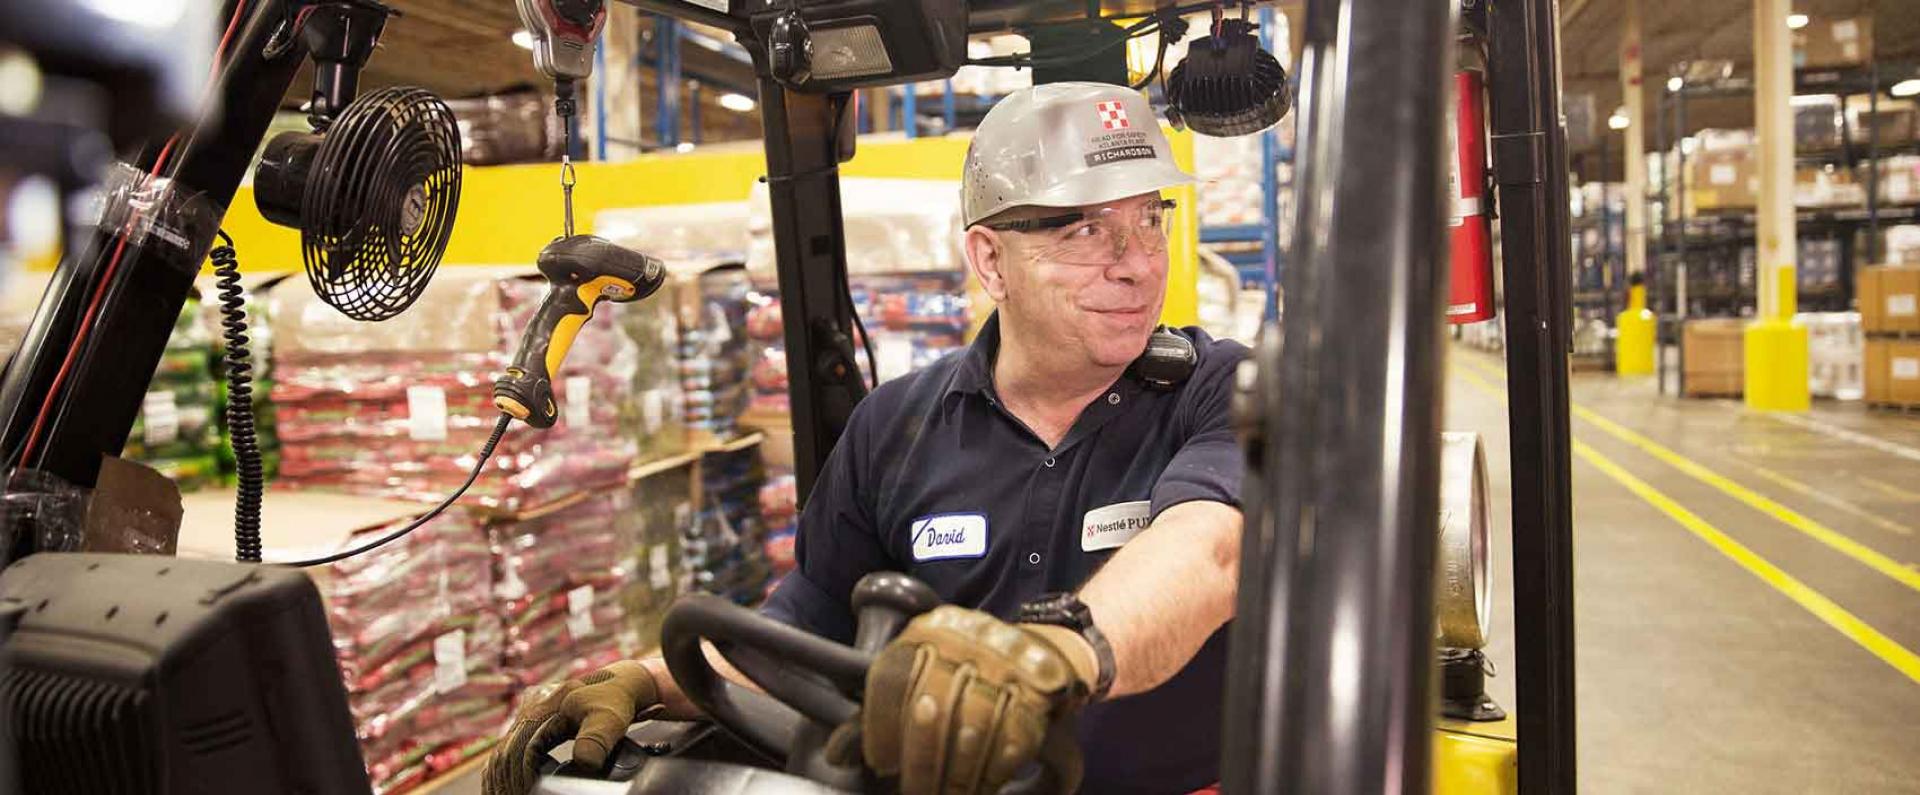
[1104,235,1160,284]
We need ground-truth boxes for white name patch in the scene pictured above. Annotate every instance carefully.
[1082,501,1152,552]
[911,513,988,561]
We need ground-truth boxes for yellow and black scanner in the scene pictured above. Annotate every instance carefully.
[494,234,666,428]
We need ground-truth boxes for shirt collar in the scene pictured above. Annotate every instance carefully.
[943,311,1150,405]
[945,311,1001,401]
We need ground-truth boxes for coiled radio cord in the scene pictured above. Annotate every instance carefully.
[211,231,507,568]
[211,230,265,563]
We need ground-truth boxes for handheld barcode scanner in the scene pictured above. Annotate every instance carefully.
[494,235,667,428]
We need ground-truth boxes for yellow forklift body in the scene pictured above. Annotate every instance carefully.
[1435,716,1519,794]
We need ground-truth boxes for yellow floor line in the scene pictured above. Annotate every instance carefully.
[1572,437,1920,686]
[1764,411,1920,465]
[1452,368,1920,685]
[1729,460,1915,537]
[1860,475,1920,504]
[1452,355,1920,596]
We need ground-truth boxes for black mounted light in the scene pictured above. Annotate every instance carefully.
[1164,11,1293,137]
[746,0,966,92]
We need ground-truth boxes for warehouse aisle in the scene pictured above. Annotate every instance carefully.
[1447,348,1920,794]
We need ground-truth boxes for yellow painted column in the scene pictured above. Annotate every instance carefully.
[1744,0,1810,410]
[1161,126,1200,327]
[1619,0,1649,283]
[1615,0,1657,375]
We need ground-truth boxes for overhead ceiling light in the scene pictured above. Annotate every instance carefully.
[511,29,535,51]
[1666,76,1684,93]
[1893,79,1920,98]
[1608,109,1629,130]
[718,92,756,112]
[82,0,188,29]
[1786,13,1809,30]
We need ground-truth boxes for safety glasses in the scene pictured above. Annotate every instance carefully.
[983,198,1177,265]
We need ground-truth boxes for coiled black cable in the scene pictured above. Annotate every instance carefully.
[205,231,506,568]
[211,230,265,563]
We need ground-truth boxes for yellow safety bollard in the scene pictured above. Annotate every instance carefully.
[1744,267,1810,411]
[1614,279,1656,375]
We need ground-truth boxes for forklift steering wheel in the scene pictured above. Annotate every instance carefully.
[651,572,1069,794]
[658,572,938,789]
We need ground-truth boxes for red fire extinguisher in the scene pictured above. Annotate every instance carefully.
[1448,69,1496,324]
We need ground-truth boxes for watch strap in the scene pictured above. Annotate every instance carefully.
[1018,593,1117,700]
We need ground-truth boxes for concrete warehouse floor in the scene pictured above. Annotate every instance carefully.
[1448,348,1920,794]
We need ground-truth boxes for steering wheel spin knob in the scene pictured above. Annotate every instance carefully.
[849,572,942,654]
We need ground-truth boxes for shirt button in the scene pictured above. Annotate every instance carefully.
[1107,392,1121,405]
[1044,457,1056,468]
[1028,552,1042,565]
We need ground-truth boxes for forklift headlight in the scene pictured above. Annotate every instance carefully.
[1437,431,1492,650]
[810,23,893,80]
[750,1,965,92]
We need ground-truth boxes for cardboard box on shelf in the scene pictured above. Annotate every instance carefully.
[1847,97,1918,146]
[1859,265,1920,333]
[1865,338,1920,405]
[1795,164,1864,208]
[1683,318,1745,397]
[1877,156,1920,206]
[1795,16,1872,70]
[1885,225,1920,266]
[737,407,794,470]
[1793,95,1845,151]
[1866,338,1890,403]
[1685,133,1758,212]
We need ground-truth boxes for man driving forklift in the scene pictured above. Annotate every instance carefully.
[485,81,1248,795]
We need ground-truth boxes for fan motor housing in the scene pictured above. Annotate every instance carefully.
[246,85,463,322]
[254,131,323,230]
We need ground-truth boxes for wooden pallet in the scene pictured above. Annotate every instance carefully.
[1866,401,1920,414]
[1569,354,1612,372]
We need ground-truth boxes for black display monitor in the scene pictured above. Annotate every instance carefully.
[0,553,370,794]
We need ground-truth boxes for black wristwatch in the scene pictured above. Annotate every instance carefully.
[1017,592,1117,701]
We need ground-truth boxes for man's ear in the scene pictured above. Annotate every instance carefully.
[964,226,1012,303]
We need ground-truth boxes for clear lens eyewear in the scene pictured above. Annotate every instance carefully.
[984,199,1177,265]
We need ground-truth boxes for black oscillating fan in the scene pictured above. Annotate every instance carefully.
[1164,15,1293,137]
[254,85,463,321]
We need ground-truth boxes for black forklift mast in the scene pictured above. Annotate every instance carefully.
[1221,0,1455,791]
[0,0,304,494]
[746,79,867,497]
[1481,0,1581,791]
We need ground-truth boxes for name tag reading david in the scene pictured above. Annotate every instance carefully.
[910,513,988,562]
[1082,501,1152,552]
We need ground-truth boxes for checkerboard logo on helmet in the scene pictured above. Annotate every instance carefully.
[1096,100,1130,130]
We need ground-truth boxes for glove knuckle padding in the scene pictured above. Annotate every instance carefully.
[482,662,658,795]
[865,607,1089,795]
[898,655,968,795]
[862,642,929,775]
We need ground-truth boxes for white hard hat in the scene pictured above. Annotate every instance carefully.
[962,82,1195,228]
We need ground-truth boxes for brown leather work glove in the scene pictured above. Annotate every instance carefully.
[846,606,1100,795]
[482,660,659,795]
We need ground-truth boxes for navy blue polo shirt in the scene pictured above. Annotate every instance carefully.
[761,313,1247,794]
